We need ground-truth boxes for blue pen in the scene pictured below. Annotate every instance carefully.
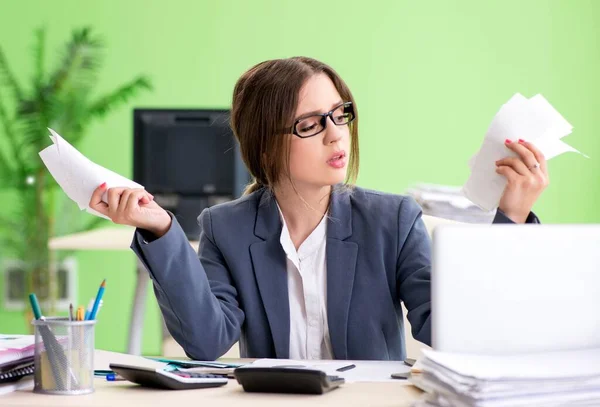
[106,373,126,381]
[87,279,106,320]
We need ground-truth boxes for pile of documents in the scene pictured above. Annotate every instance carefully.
[0,335,35,395]
[412,348,600,407]
[463,93,586,212]
[406,183,495,223]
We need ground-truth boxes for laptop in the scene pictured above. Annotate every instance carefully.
[432,224,600,354]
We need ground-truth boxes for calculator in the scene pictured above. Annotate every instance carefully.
[109,363,228,390]
[234,367,345,394]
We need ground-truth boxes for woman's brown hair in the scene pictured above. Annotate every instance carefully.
[230,57,359,195]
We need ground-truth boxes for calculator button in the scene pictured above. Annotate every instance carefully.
[176,372,224,379]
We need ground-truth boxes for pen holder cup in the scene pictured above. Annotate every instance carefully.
[32,317,96,395]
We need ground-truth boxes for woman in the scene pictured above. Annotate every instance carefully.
[89,57,547,361]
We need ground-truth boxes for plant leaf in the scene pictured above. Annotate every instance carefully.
[45,27,103,97]
[32,27,46,90]
[59,75,152,146]
[0,96,19,186]
[0,96,20,158]
[0,151,16,187]
[0,202,28,258]
[0,45,23,102]
[85,75,152,119]
[14,116,49,166]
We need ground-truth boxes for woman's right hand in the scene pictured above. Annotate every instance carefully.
[89,182,172,238]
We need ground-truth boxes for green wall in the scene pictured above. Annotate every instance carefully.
[1,0,598,355]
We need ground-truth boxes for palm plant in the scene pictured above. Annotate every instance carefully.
[0,27,152,318]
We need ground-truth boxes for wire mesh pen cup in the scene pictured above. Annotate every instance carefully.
[32,317,96,395]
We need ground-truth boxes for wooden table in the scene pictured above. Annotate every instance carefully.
[2,350,423,406]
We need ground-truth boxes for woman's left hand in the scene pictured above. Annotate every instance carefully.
[495,139,549,223]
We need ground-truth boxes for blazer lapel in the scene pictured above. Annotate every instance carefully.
[249,189,290,359]
[326,187,358,360]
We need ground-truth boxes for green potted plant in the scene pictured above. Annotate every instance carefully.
[0,27,152,322]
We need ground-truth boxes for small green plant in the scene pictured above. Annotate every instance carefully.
[0,27,152,318]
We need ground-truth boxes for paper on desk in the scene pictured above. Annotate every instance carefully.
[416,348,600,407]
[0,376,33,396]
[39,128,144,219]
[422,347,600,380]
[246,358,350,374]
[247,358,410,383]
[463,94,587,211]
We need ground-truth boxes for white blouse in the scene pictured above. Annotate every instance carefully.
[277,204,334,359]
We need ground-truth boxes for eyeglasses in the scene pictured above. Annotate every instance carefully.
[290,102,355,138]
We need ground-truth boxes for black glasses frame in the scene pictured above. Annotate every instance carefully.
[290,101,355,138]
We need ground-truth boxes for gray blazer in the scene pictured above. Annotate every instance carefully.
[131,186,533,361]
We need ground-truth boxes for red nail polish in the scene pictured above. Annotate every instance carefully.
[518,139,525,143]
[505,139,512,144]
[100,182,107,188]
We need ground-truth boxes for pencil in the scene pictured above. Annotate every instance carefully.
[29,293,67,389]
[87,279,106,320]
[84,298,94,321]
[28,293,43,320]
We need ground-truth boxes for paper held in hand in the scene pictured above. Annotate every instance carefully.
[463,93,587,211]
[38,128,144,219]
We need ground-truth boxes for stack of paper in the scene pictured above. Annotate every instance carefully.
[0,335,35,367]
[0,335,35,394]
[406,183,495,223]
[412,348,600,407]
[463,93,586,211]
[39,128,144,219]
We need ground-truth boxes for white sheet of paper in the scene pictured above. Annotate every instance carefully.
[0,377,34,396]
[336,360,410,383]
[422,347,600,380]
[246,358,410,383]
[246,358,351,375]
[39,128,144,219]
[463,94,586,211]
[421,388,600,407]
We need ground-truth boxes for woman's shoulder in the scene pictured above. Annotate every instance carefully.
[196,189,264,242]
[345,187,427,246]
[204,188,262,219]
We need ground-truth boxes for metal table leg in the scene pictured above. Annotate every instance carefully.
[127,259,149,355]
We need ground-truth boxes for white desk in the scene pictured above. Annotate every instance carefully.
[48,227,198,355]
[2,350,423,406]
